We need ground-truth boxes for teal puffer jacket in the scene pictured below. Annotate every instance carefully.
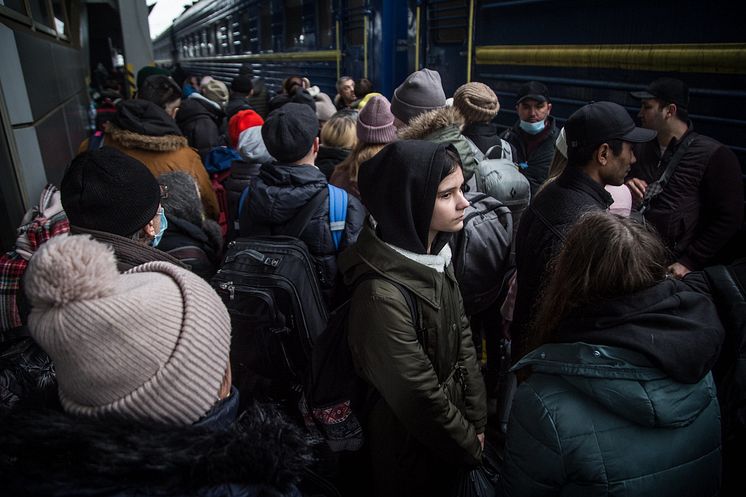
[501,343,721,497]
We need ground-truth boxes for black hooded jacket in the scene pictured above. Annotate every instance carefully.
[176,96,226,158]
[112,99,183,137]
[159,216,223,281]
[358,140,456,255]
[552,278,725,384]
[239,163,365,303]
[0,393,311,497]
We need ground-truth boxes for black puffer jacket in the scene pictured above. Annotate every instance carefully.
[176,95,226,158]
[512,166,612,363]
[225,95,254,122]
[501,116,559,196]
[0,394,312,497]
[239,163,365,304]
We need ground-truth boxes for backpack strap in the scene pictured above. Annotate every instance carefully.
[462,136,486,162]
[639,133,697,215]
[353,273,423,345]
[327,184,348,251]
[237,185,251,232]
[485,138,513,162]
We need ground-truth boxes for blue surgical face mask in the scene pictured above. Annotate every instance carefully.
[519,119,546,135]
[151,207,168,247]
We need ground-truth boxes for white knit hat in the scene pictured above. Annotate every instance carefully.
[24,235,231,425]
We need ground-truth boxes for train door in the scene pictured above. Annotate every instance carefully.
[420,0,471,96]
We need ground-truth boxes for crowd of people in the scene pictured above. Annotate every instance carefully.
[0,62,743,497]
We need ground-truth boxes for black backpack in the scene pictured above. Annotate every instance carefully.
[450,192,513,315]
[300,275,422,452]
[211,186,346,405]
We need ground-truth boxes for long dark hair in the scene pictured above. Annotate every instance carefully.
[531,212,668,349]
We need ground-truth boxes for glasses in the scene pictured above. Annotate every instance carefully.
[159,184,169,199]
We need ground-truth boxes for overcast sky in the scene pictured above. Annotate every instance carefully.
[148,0,196,40]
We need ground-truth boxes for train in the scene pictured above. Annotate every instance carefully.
[153,0,746,176]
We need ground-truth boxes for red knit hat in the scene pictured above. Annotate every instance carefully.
[229,110,264,147]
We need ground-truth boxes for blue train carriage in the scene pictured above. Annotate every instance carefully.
[152,0,414,101]
[464,0,746,178]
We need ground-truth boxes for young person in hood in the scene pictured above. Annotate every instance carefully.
[339,140,487,497]
[501,211,723,497]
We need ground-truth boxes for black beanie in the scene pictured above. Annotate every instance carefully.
[261,102,319,163]
[61,147,161,236]
[231,74,254,94]
[358,140,456,254]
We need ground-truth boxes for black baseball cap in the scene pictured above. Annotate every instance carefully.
[565,101,657,151]
[630,78,689,110]
[516,81,549,104]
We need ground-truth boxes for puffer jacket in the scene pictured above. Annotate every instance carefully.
[176,93,226,158]
[339,222,487,497]
[501,279,724,497]
[0,392,312,497]
[501,116,559,196]
[239,163,365,304]
[398,106,479,180]
[89,99,220,221]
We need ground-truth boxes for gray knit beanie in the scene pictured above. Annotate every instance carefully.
[391,69,446,125]
[158,171,204,226]
[24,235,231,425]
[356,95,397,144]
[453,82,500,124]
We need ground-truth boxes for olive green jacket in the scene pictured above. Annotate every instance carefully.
[501,343,722,497]
[339,223,486,496]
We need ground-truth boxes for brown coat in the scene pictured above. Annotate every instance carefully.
[79,125,219,221]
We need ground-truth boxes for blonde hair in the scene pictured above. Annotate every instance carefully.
[320,112,358,150]
[339,141,387,182]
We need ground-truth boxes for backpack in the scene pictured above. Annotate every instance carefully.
[300,275,423,452]
[464,137,531,239]
[450,192,513,315]
[211,184,348,405]
[204,147,243,238]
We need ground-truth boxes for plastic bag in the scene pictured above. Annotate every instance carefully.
[456,441,501,497]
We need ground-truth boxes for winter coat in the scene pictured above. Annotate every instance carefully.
[629,127,744,270]
[89,99,219,221]
[0,391,311,497]
[239,163,365,304]
[512,166,612,363]
[501,279,724,497]
[158,215,223,280]
[339,222,487,497]
[225,95,254,122]
[501,116,559,197]
[398,106,479,180]
[329,161,361,200]
[246,79,270,119]
[176,93,227,158]
[71,225,187,273]
[316,145,350,180]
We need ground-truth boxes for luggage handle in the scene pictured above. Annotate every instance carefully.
[226,248,280,267]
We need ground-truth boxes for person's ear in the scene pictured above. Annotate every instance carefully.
[596,143,610,166]
[546,102,553,114]
[312,136,320,154]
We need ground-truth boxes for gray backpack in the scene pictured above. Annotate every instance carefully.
[450,191,513,315]
[464,137,531,240]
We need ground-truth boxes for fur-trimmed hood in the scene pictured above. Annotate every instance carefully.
[397,106,464,141]
[107,122,189,152]
[397,106,478,180]
[0,400,312,496]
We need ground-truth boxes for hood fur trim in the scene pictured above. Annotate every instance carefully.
[0,402,314,495]
[398,106,465,140]
[108,123,189,152]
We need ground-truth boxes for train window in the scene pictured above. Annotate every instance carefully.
[217,21,227,55]
[428,0,467,45]
[51,0,68,38]
[317,0,333,48]
[0,0,28,16]
[201,30,207,56]
[260,2,271,50]
[208,26,216,56]
[284,0,303,49]
[239,10,252,53]
[231,17,241,53]
[345,0,365,46]
[29,0,53,29]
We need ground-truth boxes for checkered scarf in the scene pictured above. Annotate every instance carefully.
[0,184,69,335]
